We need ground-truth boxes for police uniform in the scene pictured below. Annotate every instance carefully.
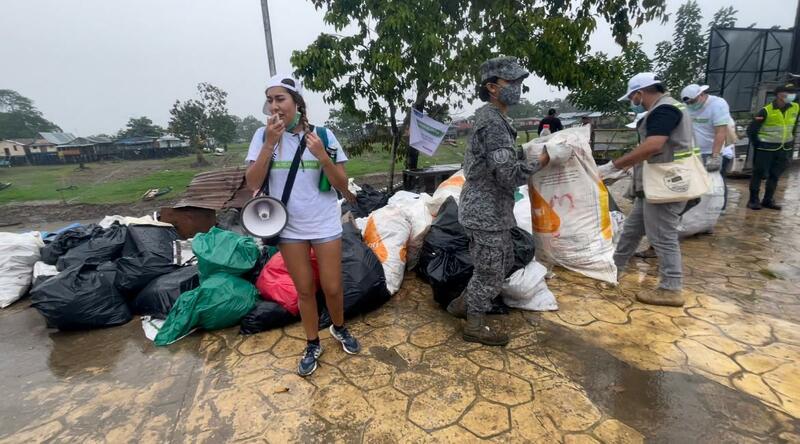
[748,94,799,208]
[459,57,543,316]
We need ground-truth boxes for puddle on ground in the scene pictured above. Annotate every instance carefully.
[538,320,800,443]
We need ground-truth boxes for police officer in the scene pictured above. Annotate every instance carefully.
[446,56,549,346]
[598,73,694,307]
[747,84,799,210]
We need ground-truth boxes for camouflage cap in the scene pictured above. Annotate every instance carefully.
[480,56,529,82]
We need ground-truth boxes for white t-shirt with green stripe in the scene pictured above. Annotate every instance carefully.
[246,126,348,240]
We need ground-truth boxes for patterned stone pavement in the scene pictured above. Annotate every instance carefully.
[1,168,799,443]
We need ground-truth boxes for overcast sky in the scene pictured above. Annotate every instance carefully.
[0,0,795,135]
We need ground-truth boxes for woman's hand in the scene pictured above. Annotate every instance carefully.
[265,114,285,148]
[305,131,328,161]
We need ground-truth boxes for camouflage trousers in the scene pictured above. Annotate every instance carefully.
[464,228,515,315]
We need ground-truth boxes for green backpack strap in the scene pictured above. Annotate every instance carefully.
[314,126,336,192]
[315,126,330,151]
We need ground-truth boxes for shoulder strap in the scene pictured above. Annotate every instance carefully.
[258,131,308,205]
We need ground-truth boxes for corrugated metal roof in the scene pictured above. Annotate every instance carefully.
[86,136,112,144]
[174,167,249,210]
[59,137,95,148]
[39,132,76,145]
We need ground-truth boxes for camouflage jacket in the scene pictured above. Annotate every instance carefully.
[459,104,542,231]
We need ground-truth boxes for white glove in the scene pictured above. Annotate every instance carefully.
[597,161,622,179]
[705,155,722,172]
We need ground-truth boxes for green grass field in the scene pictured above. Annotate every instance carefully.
[0,140,467,205]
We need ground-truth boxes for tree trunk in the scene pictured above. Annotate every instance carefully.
[387,102,400,194]
[192,136,209,167]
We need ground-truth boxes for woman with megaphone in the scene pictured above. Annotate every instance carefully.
[245,75,359,377]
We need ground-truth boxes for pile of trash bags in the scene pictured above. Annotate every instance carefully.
[29,221,183,329]
[416,196,557,312]
[0,201,398,344]
[242,223,391,334]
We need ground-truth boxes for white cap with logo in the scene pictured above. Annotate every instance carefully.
[680,84,709,102]
[618,72,663,102]
[262,74,304,115]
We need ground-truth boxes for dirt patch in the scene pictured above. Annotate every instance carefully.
[0,198,181,227]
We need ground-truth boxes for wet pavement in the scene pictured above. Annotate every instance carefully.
[1,168,800,443]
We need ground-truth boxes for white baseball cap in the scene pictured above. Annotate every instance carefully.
[262,74,304,115]
[680,84,709,102]
[618,72,662,101]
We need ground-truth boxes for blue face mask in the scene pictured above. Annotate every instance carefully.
[786,94,797,103]
[687,102,703,112]
[629,93,645,114]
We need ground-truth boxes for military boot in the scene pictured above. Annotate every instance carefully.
[446,293,467,319]
[463,313,509,346]
[636,288,685,307]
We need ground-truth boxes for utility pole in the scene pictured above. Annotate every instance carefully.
[260,0,277,76]
[792,0,800,73]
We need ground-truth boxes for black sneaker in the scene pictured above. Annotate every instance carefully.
[761,200,782,210]
[329,325,361,354]
[297,343,323,377]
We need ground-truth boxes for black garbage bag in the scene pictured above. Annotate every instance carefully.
[239,300,298,334]
[319,223,392,328]
[56,223,128,271]
[509,227,535,277]
[121,225,179,259]
[417,197,473,307]
[133,265,200,318]
[418,197,533,308]
[30,263,132,330]
[341,184,389,218]
[115,252,179,296]
[40,224,103,265]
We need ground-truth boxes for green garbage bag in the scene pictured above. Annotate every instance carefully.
[193,227,259,279]
[154,274,258,346]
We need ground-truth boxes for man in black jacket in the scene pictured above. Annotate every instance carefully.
[537,108,564,135]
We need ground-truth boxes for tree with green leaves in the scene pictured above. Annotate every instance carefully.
[235,115,264,143]
[653,0,706,93]
[325,108,367,146]
[116,116,164,139]
[0,89,60,139]
[168,83,235,166]
[292,0,667,187]
[568,42,652,115]
[709,6,737,30]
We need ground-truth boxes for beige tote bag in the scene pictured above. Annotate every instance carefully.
[642,153,711,203]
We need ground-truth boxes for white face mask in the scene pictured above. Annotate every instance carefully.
[786,94,797,103]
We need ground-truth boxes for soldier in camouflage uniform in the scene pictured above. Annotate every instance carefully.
[447,56,550,346]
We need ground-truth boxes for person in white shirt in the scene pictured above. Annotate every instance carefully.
[245,75,360,377]
[680,84,733,209]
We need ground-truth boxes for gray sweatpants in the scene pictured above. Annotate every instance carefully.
[464,228,515,316]
[613,197,684,290]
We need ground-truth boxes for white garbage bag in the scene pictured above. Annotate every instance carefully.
[0,232,45,308]
[678,171,725,238]
[33,261,59,281]
[502,260,558,311]
[388,193,434,270]
[522,126,618,284]
[514,185,533,234]
[99,215,173,228]
[361,206,412,294]
[426,170,465,216]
